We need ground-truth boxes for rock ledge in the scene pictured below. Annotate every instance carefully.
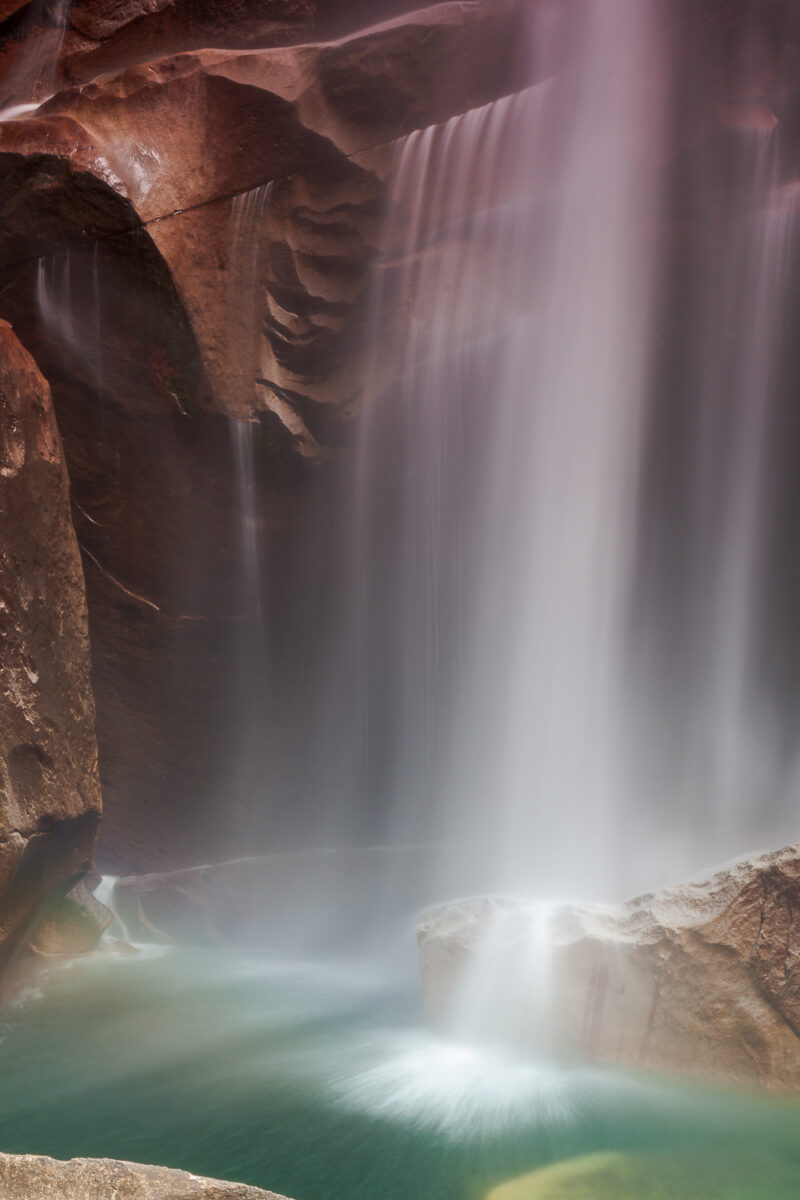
[0,1153,290,1199]
[418,843,800,1090]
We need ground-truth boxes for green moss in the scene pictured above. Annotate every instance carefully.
[485,1148,800,1200]
[161,374,197,417]
[486,1152,646,1200]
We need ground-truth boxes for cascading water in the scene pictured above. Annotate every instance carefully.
[217,0,800,977]
[227,184,273,626]
[347,0,664,906]
[311,0,800,920]
[633,121,799,858]
[225,183,274,839]
[0,0,70,119]
[227,183,273,393]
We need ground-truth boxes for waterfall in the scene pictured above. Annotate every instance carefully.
[36,247,108,433]
[634,134,798,850]
[214,1,799,968]
[226,184,272,830]
[227,182,272,392]
[350,0,664,905]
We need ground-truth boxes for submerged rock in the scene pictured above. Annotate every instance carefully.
[418,843,800,1090]
[484,1146,800,1200]
[0,1153,290,1199]
[0,322,101,982]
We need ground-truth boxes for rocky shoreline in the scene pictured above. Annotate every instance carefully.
[0,1153,290,1199]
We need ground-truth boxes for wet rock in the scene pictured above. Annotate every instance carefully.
[112,844,441,951]
[14,0,528,437]
[0,1152,290,1199]
[0,320,101,976]
[28,878,113,955]
[418,843,800,1090]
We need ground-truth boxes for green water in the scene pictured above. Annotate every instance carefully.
[0,947,798,1200]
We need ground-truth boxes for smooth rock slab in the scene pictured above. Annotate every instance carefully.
[0,1153,290,1199]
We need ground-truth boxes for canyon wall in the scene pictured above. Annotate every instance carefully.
[0,321,101,978]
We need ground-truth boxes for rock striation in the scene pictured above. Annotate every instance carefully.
[0,0,530,872]
[0,320,101,979]
[418,843,800,1090]
[0,1153,290,1199]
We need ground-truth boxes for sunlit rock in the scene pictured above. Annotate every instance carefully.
[418,844,800,1089]
[0,1153,290,1199]
[0,320,101,981]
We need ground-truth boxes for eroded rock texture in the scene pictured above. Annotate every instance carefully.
[0,0,529,872]
[0,320,100,974]
[0,1153,289,1199]
[0,0,529,444]
[417,844,800,1090]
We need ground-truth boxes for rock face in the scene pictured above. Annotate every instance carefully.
[0,321,101,977]
[417,844,800,1090]
[0,1153,289,1199]
[0,0,530,873]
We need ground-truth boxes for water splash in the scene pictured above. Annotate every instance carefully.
[448,901,558,1050]
[93,876,133,943]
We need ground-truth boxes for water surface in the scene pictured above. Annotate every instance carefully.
[0,948,798,1199]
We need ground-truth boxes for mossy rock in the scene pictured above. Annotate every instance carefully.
[486,1152,657,1200]
[485,1148,800,1200]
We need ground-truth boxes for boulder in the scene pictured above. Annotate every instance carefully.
[27,878,113,955]
[0,320,101,978]
[417,843,800,1090]
[0,1153,289,1199]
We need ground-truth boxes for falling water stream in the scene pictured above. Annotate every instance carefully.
[349,0,663,906]
[0,0,70,119]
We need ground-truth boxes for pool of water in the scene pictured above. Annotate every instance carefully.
[0,946,798,1199]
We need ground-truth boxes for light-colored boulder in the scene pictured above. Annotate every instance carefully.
[418,843,800,1090]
